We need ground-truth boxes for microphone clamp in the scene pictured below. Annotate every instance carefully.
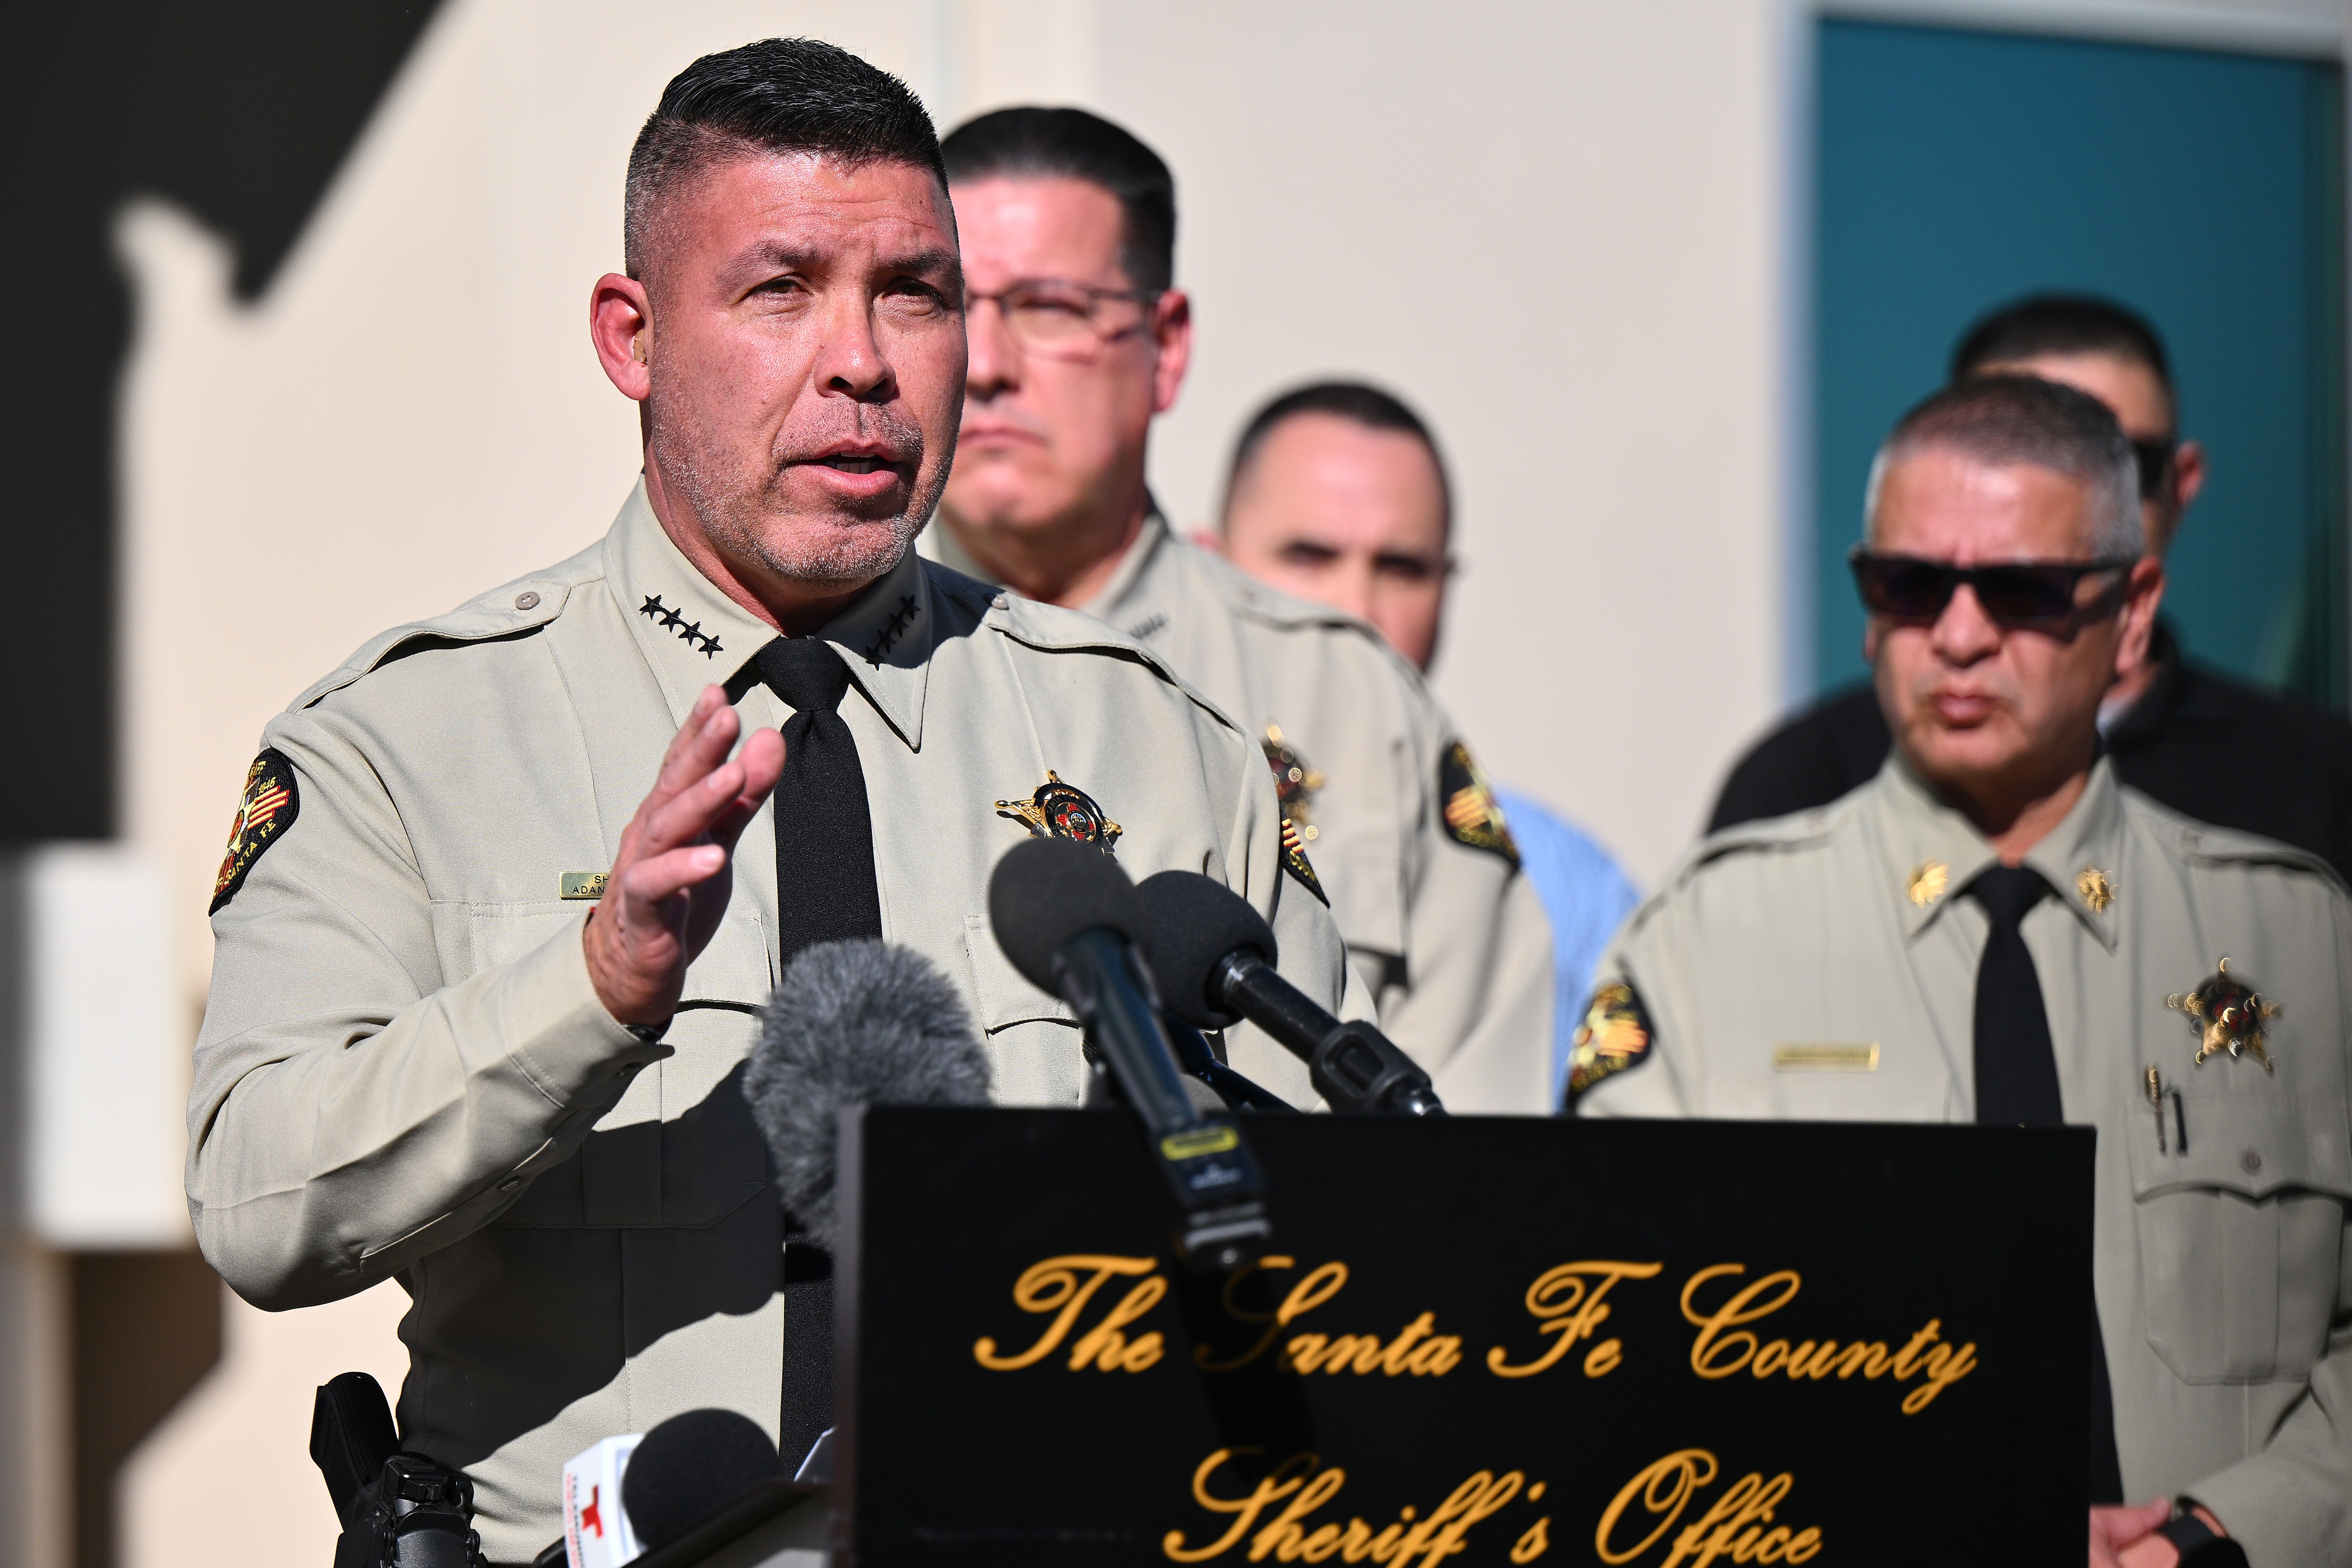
[1211,952,1445,1117]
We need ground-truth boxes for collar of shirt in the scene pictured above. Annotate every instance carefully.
[1078,506,1172,626]
[607,480,934,750]
[1868,750,2125,951]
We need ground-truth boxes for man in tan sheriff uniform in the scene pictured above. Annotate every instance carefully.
[1576,376,2351,1568]
[186,43,1361,1564]
[924,106,1553,1113]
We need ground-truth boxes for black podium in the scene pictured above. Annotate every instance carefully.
[825,1110,2092,1567]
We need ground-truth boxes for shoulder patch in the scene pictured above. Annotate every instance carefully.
[210,750,300,914]
[1439,741,1519,867]
[1567,981,1652,1100]
[1279,819,1329,906]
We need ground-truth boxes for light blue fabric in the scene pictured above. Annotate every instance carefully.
[1495,787,1641,1110]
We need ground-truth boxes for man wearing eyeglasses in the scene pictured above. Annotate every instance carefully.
[1709,295,2352,883]
[923,108,1555,1113]
[1576,374,2351,1567]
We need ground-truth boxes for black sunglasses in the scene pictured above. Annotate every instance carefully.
[1849,548,2137,627]
[2131,438,2178,500]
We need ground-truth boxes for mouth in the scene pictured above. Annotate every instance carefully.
[814,454,892,475]
[1926,689,2001,726]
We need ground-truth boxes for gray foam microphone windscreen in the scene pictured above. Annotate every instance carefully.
[745,939,989,1249]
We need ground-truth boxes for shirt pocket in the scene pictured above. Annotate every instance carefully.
[962,912,1083,1105]
[2128,1089,2352,1384]
[495,909,774,1230]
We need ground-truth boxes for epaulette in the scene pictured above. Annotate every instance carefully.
[1180,542,1440,699]
[289,539,603,712]
[2125,791,2350,898]
[1616,803,1846,941]
[960,572,1242,732]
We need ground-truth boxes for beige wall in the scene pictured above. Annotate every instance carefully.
[103,1,2345,1564]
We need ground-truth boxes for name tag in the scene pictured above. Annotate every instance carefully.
[1773,1043,1880,1072]
[559,871,609,900]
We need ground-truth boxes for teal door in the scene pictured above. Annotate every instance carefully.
[1815,20,2345,707]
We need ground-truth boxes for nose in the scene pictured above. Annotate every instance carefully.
[1930,581,2003,666]
[812,291,895,402]
[965,295,1020,399]
[1330,555,1376,622]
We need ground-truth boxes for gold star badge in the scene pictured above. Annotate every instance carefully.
[1907,861,1948,907]
[2166,957,2281,1073]
[995,770,1122,854]
[1262,724,1325,841]
[2076,866,2114,913]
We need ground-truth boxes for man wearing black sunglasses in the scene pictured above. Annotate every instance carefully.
[1709,295,2352,883]
[1577,376,2352,1567]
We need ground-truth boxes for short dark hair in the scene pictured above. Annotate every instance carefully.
[626,38,943,281]
[1871,374,2140,555]
[1950,294,2173,400]
[1222,381,1452,525]
[940,107,1176,293]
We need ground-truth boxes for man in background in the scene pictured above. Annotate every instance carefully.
[1582,375,2351,1565]
[1709,295,2352,880]
[1215,381,1637,1106]
[927,107,1554,1111]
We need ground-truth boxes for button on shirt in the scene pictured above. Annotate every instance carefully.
[1578,757,2352,1565]
[188,483,1366,1561]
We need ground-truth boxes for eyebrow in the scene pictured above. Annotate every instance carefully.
[720,240,964,292]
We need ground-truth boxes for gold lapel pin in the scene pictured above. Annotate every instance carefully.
[1906,861,1948,907]
[2076,866,2114,913]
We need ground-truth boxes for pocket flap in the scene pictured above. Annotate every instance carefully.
[2129,1089,2352,1203]
[963,913,1076,1033]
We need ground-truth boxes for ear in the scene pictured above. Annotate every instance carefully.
[2172,438,2207,513]
[2115,558,2166,680]
[1149,289,1193,416]
[1863,616,1884,666]
[591,272,654,402]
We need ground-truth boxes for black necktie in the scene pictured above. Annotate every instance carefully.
[1965,864,2124,1503]
[751,636,881,1474]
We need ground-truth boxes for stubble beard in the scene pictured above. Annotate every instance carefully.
[650,393,955,587]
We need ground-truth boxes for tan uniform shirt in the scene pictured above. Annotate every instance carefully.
[1577,757,2352,1566]
[189,485,1365,1561]
[929,514,1554,1113]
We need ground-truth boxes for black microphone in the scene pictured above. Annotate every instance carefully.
[988,838,1271,1270]
[617,1409,818,1568]
[1137,870,1447,1117]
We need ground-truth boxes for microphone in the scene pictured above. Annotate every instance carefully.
[611,1409,819,1568]
[745,939,991,1484]
[988,838,1271,1270]
[1136,870,1447,1118]
[744,937,992,1251]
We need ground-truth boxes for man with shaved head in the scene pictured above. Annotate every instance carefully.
[1579,375,2352,1566]
[184,41,1360,1560]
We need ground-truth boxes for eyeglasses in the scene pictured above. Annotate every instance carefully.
[967,278,1162,358]
[2131,437,2179,500]
[1849,548,2137,628]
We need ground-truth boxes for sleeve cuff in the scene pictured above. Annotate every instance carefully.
[494,909,673,1110]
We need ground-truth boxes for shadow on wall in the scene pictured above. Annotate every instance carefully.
[15,6,448,1565]
[9,0,445,843]
[72,1255,220,1568]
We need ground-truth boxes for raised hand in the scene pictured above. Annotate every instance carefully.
[585,685,785,1025]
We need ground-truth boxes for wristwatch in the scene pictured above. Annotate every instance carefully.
[2155,1507,2246,1568]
